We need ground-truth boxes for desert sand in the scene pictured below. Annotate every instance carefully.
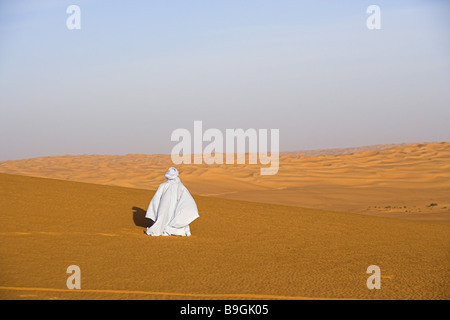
[1,142,449,221]
[0,173,449,300]
[1,142,449,299]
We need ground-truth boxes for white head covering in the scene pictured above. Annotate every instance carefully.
[164,167,179,180]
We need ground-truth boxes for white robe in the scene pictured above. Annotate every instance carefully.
[145,177,199,236]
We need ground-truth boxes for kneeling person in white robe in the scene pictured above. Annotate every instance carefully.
[145,167,199,236]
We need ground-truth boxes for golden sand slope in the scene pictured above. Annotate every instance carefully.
[0,173,448,299]
[0,142,449,220]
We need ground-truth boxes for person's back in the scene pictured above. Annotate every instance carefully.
[145,167,199,236]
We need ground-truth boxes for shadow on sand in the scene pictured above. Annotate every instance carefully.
[132,206,153,228]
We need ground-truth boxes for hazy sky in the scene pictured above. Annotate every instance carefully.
[0,0,449,161]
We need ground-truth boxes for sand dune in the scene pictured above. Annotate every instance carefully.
[1,142,449,221]
[281,142,414,156]
[1,173,448,299]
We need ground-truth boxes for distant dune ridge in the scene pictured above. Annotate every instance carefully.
[281,142,414,156]
[0,142,449,220]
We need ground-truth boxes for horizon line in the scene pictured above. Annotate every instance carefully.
[1,141,448,162]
